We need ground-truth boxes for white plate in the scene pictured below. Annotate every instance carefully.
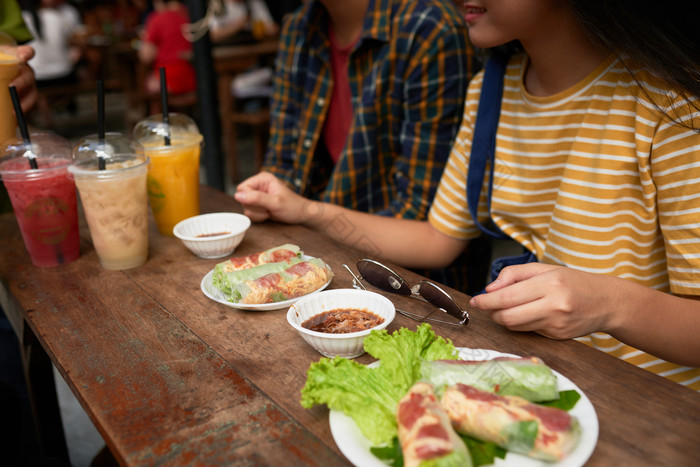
[200,256,332,311]
[329,348,598,467]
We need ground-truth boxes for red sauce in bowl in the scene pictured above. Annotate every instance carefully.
[196,231,230,238]
[302,308,384,334]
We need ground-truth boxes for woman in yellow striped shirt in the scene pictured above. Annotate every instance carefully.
[234,0,700,389]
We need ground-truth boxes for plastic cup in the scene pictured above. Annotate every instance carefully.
[0,134,80,267]
[0,33,20,145]
[69,133,150,270]
[133,113,203,236]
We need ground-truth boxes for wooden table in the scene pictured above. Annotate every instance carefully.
[1,185,699,465]
[212,40,278,183]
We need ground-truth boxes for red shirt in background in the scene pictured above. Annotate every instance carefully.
[143,6,196,94]
[323,25,360,163]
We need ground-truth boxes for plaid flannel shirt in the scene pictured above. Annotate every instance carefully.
[263,0,481,291]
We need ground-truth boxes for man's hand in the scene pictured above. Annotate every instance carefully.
[234,171,315,224]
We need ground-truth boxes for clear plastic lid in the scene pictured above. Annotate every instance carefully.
[132,113,203,149]
[72,132,145,166]
[0,133,72,179]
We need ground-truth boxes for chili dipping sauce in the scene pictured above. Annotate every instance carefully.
[302,308,384,334]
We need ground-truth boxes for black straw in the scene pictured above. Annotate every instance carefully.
[97,81,106,170]
[9,86,37,169]
[159,67,171,146]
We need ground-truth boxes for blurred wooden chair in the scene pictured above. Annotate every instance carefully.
[130,61,198,124]
[145,90,198,117]
[212,40,277,183]
[228,105,270,182]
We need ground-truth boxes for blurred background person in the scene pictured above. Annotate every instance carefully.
[19,0,84,121]
[137,0,196,110]
[209,0,279,45]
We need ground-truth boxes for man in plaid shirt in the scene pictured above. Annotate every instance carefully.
[239,0,486,293]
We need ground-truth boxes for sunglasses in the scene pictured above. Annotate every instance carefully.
[343,259,469,326]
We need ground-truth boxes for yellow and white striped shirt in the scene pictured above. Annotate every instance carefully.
[429,53,700,389]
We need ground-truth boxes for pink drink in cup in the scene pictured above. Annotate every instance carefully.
[0,135,80,267]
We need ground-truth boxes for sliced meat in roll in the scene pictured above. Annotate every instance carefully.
[441,383,580,462]
[213,243,301,276]
[397,382,472,467]
[217,257,333,304]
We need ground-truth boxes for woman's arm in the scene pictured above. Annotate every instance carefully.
[234,172,467,269]
[470,263,700,367]
[209,15,248,44]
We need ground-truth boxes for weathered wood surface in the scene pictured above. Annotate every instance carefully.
[1,185,699,466]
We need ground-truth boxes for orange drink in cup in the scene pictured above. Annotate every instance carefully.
[0,34,20,144]
[133,113,203,236]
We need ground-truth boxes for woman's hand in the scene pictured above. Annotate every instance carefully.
[470,262,700,366]
[10,45,37,113]
[234,172,316,224]
[469,263,621,340]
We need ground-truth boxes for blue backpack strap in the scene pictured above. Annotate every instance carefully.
[466,52,509,240]
[466,53,539,286]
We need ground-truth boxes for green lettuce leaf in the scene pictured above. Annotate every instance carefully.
[540,389,581,411]
[363,324,459,391]
[461,436,507,467]
[501,420,539,454]
[301,357,401,443]
[300,324,458,445]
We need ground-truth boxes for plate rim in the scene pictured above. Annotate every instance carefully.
[328,347,599,467]
[200,255,332,311]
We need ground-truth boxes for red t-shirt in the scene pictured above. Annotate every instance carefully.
[323,25,360,163]
[143,7,196,94]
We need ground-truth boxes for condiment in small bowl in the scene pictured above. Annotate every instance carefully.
[287,289,395,358]
[173,212,251,259]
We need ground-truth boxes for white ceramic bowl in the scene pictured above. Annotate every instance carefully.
[173,212,251,259]
[287,289,395,358]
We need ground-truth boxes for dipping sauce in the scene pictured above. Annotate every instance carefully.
[196,231,230,238]
[302,308,384,334]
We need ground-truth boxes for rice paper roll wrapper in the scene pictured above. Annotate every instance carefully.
[441,383,580,462]
[397,382,472,467]
[218,257,333,304]
[213,244,301,282]
[420,357,559,402]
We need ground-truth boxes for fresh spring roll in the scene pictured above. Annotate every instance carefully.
[441,383,580,462]
[213,243,301,279]
[421,356,559,402]
[397,382,472,467]
[218,257,333,304]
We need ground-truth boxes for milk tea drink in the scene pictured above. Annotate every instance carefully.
[70,139,149,270]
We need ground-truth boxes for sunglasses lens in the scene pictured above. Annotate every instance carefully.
[417,281,468,323]
[357,260,412,296]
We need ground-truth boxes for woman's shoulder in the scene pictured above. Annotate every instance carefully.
[600,56,699,123]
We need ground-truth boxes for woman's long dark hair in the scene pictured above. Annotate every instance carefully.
[566,0,699,128]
